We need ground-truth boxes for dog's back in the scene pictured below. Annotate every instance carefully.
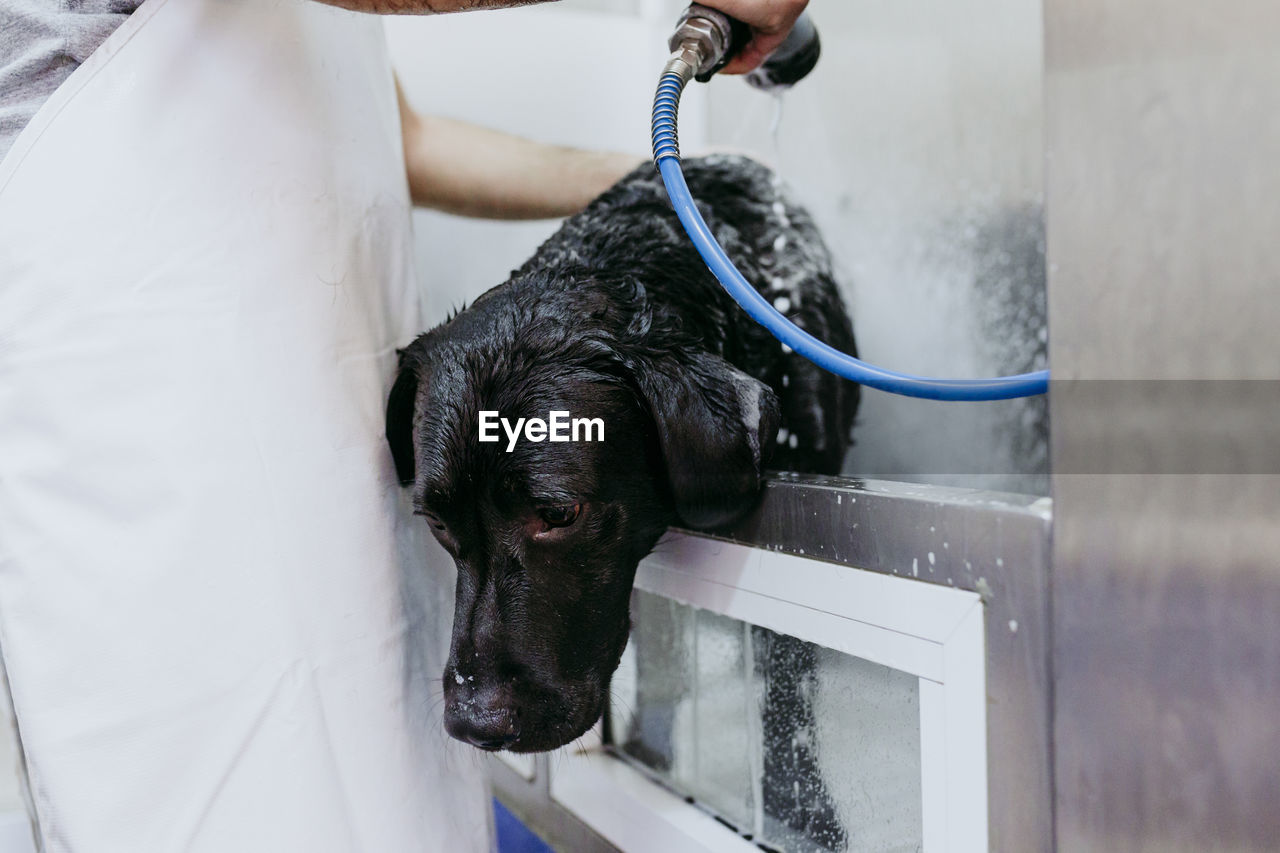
[511,154,859,475]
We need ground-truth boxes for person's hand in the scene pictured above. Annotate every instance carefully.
[702,0,810,75]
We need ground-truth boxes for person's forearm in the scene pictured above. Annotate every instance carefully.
[314,0,551,13]
[398,84,643,220]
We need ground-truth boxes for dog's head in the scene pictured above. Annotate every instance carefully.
[386,288,778,752]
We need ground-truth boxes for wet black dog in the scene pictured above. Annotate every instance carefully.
[385,155,858,753]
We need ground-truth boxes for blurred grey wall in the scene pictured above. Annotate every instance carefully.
[1047,1,1280,851]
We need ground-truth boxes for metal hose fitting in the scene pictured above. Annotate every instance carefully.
[665,3,740,81]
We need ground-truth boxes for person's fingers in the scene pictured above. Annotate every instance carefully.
[719,33,786,75]
[704,0,808,75]
[708,0,805,36]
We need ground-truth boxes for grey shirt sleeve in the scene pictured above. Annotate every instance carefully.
[0,0,141,165]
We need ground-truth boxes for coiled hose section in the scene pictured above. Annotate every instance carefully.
[652,70,1049,400]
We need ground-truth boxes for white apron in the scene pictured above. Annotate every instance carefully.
[0,1,489,850]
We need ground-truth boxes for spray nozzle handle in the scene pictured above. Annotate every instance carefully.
[668,4,820,90]
[745,13,820,91]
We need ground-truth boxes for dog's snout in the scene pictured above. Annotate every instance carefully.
[444,680,522,751]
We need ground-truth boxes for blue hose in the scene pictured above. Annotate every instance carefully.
[652,70,1049,401]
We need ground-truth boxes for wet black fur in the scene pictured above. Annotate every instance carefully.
[386,155,858,752]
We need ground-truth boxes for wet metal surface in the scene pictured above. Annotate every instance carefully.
[712,475,1053,853]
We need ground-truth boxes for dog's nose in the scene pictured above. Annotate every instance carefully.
[444,684,521,751]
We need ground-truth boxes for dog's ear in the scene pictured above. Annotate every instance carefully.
[386,360,419,487]
[630,350,780,529]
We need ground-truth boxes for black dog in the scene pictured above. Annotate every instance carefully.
[385,155,858,753]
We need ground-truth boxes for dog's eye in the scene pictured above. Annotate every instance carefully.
[538,504,581,528]
[415,510,448,532]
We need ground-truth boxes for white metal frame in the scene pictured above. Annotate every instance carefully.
[550,532,988,853]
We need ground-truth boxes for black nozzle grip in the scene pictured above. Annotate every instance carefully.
[745,13,820,91]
